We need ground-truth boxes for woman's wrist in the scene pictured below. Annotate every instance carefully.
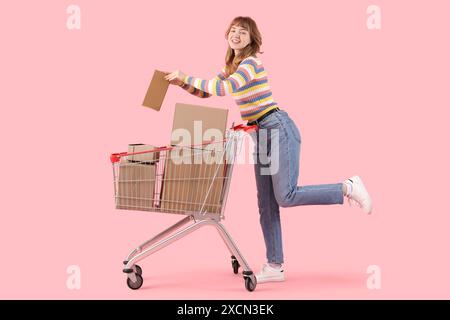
[182,75,190,84]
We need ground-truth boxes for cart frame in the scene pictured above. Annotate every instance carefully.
[110,124,258,291]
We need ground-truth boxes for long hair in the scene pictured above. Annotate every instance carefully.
[224,16,263,75]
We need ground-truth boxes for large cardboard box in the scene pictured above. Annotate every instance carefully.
[142,70,169,111]
[160,149,227,214]
[169,103,228,148]
[116,162,157,211]
[190,149,228,214]
[160,103,228,214]
[159,157,197,213]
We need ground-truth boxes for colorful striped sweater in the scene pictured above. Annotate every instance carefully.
[179,56,279,122]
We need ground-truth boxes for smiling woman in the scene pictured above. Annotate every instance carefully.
[228,25,251,56]
[163,16,373,286]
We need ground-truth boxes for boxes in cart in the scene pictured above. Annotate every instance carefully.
[191,149,228,214]
[160,149,227,214]
[116,162,157,211]
[160,103,228,214]
[127,144,159,164]
[116,144,159,211]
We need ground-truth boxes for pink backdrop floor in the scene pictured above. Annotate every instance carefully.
[1,0,449,299]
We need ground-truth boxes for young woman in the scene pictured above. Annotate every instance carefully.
[164,16,372,284]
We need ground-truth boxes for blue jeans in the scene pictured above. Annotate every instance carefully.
[251,110,344,264]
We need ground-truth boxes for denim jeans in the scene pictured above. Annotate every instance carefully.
[251,110,344,264]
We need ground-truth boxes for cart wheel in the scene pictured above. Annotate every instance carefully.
[231,257,240,274]
[127,274,143,290]
[135,265,142,276]
[244,276,257,292]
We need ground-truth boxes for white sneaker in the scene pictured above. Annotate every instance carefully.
[255,263,285,283]
[345,175,372,214]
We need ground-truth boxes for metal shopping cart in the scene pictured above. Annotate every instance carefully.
[110,124,258,291]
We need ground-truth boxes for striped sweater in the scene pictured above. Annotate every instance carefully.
[180,56,279,122]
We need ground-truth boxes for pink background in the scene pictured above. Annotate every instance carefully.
[1,0,449,299]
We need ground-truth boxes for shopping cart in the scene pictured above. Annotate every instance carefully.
[110,123,258,291]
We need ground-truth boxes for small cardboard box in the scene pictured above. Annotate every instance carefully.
[142,70,170,111]
[128,144,159,164]
[160,103,228,214]
[116,162,157,211]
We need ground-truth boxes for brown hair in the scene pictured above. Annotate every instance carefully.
[223,16,263,75]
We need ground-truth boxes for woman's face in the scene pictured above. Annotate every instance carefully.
[227,25,251,54]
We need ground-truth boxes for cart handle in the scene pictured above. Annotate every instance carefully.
[232,124,258,133]
[109,140,223,164]
[109,145,171,164]
[110,123,257,163]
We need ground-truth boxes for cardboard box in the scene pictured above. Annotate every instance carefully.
[116,162,157,211]
[160,103,228,214]
[170,103,228,148]
[142,70,169,111]
[160,150,227,214]
[159,157,197,213]
[127,144,159,164]
[190,149,228,214]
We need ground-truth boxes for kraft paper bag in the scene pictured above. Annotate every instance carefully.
[142,70,170,111]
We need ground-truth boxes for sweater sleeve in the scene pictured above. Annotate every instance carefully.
[179,67,228,98]
[182,57,258,96]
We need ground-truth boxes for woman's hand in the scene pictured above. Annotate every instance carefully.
[164,70,187,85]
[167,77,184,86]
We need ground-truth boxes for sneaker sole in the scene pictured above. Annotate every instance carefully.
[256,276,285,283]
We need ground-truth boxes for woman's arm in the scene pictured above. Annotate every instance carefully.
[182,57,258,96]
[179,67,228,98]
